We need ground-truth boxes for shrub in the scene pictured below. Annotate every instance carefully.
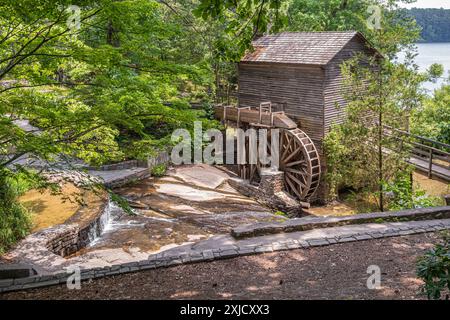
[274,210,288,217]
[202,101,215,120]
[416,231,450,300]
[384,173,441,210]
[151,163,167,177]
[0,171,32,255]
[411,84,450,145]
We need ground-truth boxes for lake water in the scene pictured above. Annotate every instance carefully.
[399,42,450,93]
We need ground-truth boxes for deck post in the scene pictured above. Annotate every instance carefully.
[428,149,433,179]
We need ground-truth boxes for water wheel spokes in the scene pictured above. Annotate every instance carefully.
[279,128,321,200]
[237,127,321,201]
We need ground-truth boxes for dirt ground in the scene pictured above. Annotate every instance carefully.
[309,173,449,217]
[413,172,449,198]
[1,232,443,300]
[19,183,105,233]
[19,183,81,232]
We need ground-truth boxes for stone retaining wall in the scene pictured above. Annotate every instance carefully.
[51,198,111,257]
[97,151,171,189]
[8,152,169,263]
[232,205,450,239]
[88,151,171,172]
[103,168,151,189]
[6,196,111,270]
[87,160,148,171]
[45,226,80,257]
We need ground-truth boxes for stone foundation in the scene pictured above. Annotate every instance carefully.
[47,198,111,257]
[228,170,304,216]
[45,226,80,257]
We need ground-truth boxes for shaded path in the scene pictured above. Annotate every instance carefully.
[1,233,441,300]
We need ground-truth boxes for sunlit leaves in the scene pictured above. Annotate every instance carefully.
[194,0,288,61]
[324,54,426,209]
[287,0,420,56]
[0,0,217,171]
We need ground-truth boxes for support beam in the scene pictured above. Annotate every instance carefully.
[215,105,297,130]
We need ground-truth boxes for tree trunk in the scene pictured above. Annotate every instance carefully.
[378,104,384,212]
[378,54,384,212]
[214,62,220,103]
[107,20,120,47]
[56,68,65,83]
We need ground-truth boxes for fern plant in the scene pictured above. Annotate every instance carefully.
[417,231,450,300]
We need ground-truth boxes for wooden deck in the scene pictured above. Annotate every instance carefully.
[384,126,450,182]
[408,156,450,182]
[214,105,297,129]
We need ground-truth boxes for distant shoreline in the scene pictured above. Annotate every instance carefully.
[417,41,450,44]
[406,8,450,43]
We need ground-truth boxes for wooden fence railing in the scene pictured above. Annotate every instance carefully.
[384,125,450,180]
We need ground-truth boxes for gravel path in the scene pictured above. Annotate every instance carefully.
[0,232,441,300]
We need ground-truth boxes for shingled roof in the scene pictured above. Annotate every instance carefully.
[242,31,375,65]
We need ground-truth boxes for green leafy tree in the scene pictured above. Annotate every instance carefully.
[324,51,429,211]
[408,8,450,43]
[193,0,288,61]
[0,172,32,254]
[0,0,218,249]
[1,0,216,168]
[286,0,420,56]
[411,84,450,144]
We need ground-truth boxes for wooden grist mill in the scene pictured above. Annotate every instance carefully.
[215,102,321,201]
[215,31,381,202]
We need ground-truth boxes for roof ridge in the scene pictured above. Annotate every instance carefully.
[243,31,371,65]
[278,31,357,33]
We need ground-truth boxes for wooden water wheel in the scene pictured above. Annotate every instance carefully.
[238,127,321,201]
[279,128,321,200]
[216,103,321,201]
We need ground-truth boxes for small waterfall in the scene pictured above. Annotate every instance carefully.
[87,198,114,244]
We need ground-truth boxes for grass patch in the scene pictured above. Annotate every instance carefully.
[274,210,289,218]
[109,191,135,216]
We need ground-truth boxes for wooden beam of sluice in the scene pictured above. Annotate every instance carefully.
[214,105,297,130]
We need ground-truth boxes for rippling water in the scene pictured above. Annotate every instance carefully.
[398,43,450,93]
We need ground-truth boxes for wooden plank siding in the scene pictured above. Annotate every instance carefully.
[323,37,375,135]
[238,63,325,150]
[235,32,381,202]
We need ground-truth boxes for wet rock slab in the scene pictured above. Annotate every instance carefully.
[2,165,285,277]
[77,164,284,258]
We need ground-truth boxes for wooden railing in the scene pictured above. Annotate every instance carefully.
[384,125,450,180]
